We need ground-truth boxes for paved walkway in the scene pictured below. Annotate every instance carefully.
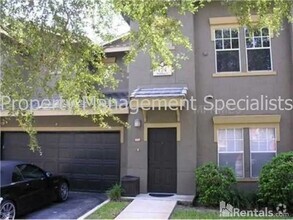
[115,199,177,219]
[115,194,193,219]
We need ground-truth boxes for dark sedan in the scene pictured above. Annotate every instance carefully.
[0,161,69,219]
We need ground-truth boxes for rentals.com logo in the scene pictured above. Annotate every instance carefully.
[219,201,289,218]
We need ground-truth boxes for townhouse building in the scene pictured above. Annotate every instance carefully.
[1,1,292,194]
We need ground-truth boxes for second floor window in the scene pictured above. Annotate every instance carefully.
[213,27,273,74]
[245,28,272,71]
[215,28,240,73]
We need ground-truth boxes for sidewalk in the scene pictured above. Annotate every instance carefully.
[115,194,193,219]
[115,199,177,219]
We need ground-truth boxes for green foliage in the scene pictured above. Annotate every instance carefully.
[224,0,293,36]
[258,152,293,212]
[113,0,209,69]
[230,190,259,210]
[0,0,124,151]
[107,184,123,201]
[171,206,219,219]
[195,163,236,207]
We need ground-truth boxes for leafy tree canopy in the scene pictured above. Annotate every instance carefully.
[0,0,292,151]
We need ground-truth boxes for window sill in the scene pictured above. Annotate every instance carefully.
[237,178,259,182]
[212,71,277,78]
[153,74,173,77]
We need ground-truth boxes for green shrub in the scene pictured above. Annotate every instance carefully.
[230,190,259,210]
[195,163,236,207]
[107,184,123,201]
[258,152,293,212]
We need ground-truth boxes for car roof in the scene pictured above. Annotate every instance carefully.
[0,160,28,186]
[1,160,28,169]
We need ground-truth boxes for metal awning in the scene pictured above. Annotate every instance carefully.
[129,86,188,122]
[130,87,188,99]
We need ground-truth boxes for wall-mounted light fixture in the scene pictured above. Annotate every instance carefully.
[134,119,141,128]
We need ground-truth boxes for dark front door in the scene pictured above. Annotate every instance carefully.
[148,128,177,193]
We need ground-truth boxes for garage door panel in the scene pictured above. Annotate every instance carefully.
[88,150,105,159]
[102,164,119,174]
[70,179,109,191]
[16,149,57,160]
[101,134,120,144]
[42,161,58,173]
[38,133,60,144]
[72,150,89,159]
[58,149,74,158]
[38,147,59,158]
[3,133,29,146]
[2,132,120,192]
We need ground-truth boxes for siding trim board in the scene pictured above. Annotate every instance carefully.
[212,71,277,78]
[209,16,259,26]
[104,46,130,53]
[143,123,181,141]
[213,115,281,142]
[209,15,274,41]
[0,108,129,117]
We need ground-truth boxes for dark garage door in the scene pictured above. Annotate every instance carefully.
[1,132,120,192]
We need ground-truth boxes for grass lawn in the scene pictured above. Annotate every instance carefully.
[171,205,289,219]
[86,201,130,219]
[171,205,219,219]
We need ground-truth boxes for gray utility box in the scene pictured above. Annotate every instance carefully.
[121,175,140,197]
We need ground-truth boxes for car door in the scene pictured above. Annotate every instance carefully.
[17,164,49,211]
[9,166,36,215]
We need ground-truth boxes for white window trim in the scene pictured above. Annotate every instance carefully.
[245,28,274,72]
[219,151,244,153]
[214,28,241,74]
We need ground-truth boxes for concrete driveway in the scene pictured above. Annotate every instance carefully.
[24,191,107,219]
